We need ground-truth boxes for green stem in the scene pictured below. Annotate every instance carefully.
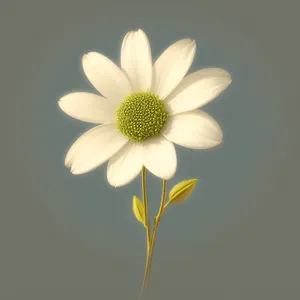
[139,166,151,300]
[144,179,167,288]
[142,166,151,250]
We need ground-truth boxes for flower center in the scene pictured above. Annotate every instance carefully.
[116,91,169,142]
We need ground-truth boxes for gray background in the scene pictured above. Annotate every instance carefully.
[3,0,300,299]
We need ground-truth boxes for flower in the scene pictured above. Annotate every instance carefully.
[59,29,231,187]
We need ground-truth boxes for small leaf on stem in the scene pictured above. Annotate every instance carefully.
[166,178,198,206]
[132,195,145,226]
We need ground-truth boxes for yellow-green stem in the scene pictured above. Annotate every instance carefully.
[142,166,151,250]
[139,166,151,300]
[139,176,168,300]
[144,179,167,288]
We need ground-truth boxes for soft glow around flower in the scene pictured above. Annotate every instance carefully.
[58,29,233,297]
[116,91,169,142]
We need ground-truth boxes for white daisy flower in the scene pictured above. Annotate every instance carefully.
[59,29,231,187]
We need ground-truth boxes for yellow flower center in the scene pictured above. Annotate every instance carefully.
[116,91,169,142]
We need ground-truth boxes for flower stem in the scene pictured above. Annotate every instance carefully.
[139,176,168,300]
[145,179,167,287]
[139,166,151,300]
[142,166,151,250]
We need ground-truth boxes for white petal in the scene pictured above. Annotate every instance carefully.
[165,68,232,115]
[151,39,196,99]
[58,92,117,123]
[107,141,143,187]
[162,110,223,149]
[121,29,152,92]
[143,135,177,180]
[82,52,132,103]
[65,124,129,174]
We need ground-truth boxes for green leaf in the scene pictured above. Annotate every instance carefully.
[166,179,198,205]
[132,195,145,226]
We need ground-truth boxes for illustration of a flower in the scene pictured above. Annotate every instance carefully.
[59,29,231,298]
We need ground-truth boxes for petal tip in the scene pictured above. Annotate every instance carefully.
[214,138,223,147]
[164,170,176,180]
[107,174,136,188]
[64,159,72,168]
[107,174,117,187]
[114,182,123,188]
[189,39,196,47]
[57,100,63,109]
[223,70,232,84]
[83,52,98,61]
[57,99,68,112]
[185,38,193,43]
[70,167,81,175]
[107,177,122,188]
[188,39,196,54]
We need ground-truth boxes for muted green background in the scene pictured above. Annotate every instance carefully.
[3,0,300,299]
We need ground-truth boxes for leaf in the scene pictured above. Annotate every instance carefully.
[166,178,198,205]
[132,195,145,226]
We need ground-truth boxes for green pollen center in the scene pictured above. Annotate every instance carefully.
[116,91,169,142]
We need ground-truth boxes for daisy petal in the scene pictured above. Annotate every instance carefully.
[65,124,129,174]
[82,52,132,103]
[162,110,223,149]
[121,29,152,92]
[165,68,232,115]
[143,135,177,180]
[151,39,196,99]
[107,141,143,187]
[59,92,117,123]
